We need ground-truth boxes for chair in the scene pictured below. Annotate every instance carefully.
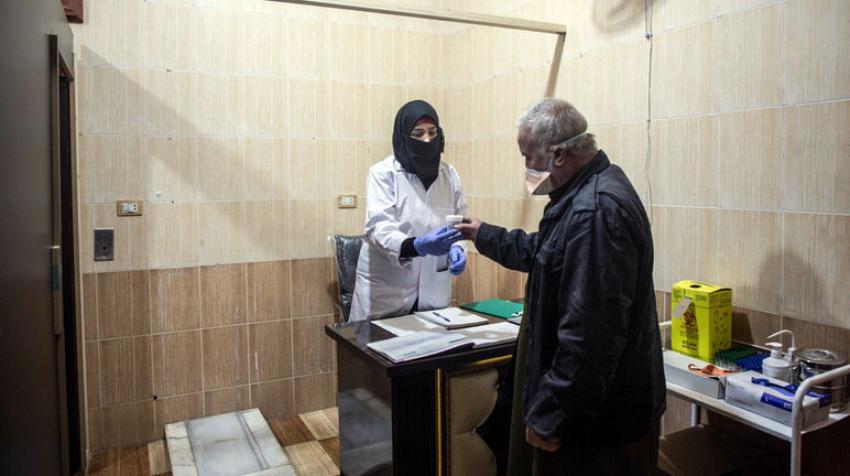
[332,234,364,322]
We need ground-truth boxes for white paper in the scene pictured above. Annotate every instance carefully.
[366,331,474,362]
[371,314,440,337]
[415,307,488,329]
[453,321,519,347]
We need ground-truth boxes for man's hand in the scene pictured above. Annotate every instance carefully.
[454,217,482,242]
[525,426,561,452]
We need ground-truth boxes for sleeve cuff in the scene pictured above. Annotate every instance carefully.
[400,237,419,259]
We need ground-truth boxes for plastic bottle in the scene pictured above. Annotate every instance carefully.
[762,343,793,382]
[766,329,798,383]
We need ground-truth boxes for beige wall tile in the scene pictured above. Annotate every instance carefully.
[287,79,328,139]
[197,201,247,265]
[781,316,850,356]
[97,270,151,339]
[251,379,295,419]
[292,315,335,377]
[204,385,250,416]
[200,264,247,327]
[242,11,285,78]
[495,266,524,301]
[100,400,157,448]
[88,409,104,453]
[327,23,368,82]
[593,123,649,203]
[99,336,153,406]
[153,393,204,436]
[293,373,337,415]
[243,139,279,201]
[271,200,292,261]
[83,273,98,341]
[716,108,782,210]
[472,254,498,301]
[150,268,201,333]
[286,18,328,79]
[651,22,716,118]
[784,0,850,103]
[783,101,850,214]
[452,252,475,305]
[564,0,645,55]
[716,210,782,313]
[652,0,715,33]
[86,342,101,410]
[243,201,277,262]
[572,40,649,125]
[716,0,780,17]
[287,139,322,199]
[195,138,243,201]
[203,326,250,390]
[783,213,850,327]
[717,5,782,111]
[649,116,718,206]
[152,331,203,398]
[145,137,196,204]
[369,85,405,143]
[247,260,292,323]
[655,207,719,292]
[146,202,199,269]
[289,200,334,259]
[249,320,294,382]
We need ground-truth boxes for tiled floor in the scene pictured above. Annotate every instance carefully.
[87,407,340,476]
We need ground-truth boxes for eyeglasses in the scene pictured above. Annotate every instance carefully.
[410,126,439,141]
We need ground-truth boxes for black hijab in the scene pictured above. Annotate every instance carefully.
[392,100,445,190]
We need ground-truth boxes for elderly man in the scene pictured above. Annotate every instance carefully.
[457,99,665,475]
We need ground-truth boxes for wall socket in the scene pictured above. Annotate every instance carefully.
[116,199,143,216]
[337,194,358,209]
[94,228,114,261]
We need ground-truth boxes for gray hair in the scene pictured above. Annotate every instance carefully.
[517,98,597,157]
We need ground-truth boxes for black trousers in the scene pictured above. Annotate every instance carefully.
[531,420,661,476]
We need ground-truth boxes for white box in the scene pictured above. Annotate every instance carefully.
[663,350,726,399]
[724,371,831,428]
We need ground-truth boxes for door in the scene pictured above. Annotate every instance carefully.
[50,34,84,475]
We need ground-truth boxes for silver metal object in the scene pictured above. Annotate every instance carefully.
[797,348,848,411]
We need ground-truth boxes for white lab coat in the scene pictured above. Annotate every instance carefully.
[349,156,468,321]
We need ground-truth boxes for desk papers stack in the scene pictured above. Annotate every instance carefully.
[366,332,474,363]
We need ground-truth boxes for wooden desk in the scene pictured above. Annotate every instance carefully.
[325,315,515,476]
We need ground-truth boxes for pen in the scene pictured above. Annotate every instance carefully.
[432,311,452,323]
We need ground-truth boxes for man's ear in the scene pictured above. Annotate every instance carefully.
[551,146,569,167]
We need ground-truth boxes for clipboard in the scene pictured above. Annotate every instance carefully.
[459,299,523,320]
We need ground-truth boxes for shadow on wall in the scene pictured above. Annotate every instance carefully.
[770,249,835,331]
[592,0,667,33]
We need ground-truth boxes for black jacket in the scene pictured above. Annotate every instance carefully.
[476,151,666,446]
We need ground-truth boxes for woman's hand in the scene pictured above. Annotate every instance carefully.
[448,245,466,276]
[413,226,462,256]
[454,217,482,242]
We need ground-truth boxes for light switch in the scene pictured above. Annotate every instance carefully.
[117,199,143,216]
[337,194,357,208]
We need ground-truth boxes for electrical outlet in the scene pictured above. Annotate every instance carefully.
[116,199,143,216]
[94,228,114,261]
[337,194,358,209]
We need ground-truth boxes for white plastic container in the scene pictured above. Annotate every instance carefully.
[445,214,463,226]
[762,342,793,382]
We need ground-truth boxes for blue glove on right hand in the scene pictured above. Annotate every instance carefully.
[413,226,462,256]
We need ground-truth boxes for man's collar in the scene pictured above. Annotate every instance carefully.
[547,150,609,201]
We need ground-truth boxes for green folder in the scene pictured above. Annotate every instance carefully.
[459,299,523,319]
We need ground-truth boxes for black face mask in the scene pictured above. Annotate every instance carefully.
[392,100,445,190]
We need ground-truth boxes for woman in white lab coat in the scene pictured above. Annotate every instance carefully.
[349,100,468,321]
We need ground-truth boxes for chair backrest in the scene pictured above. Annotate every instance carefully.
[333,234,364,322]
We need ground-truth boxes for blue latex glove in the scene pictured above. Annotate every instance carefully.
[413,226,462,256]
[448,244,466,276]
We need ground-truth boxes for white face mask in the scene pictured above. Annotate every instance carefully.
[525,158,553,196]
[523,131,588,197]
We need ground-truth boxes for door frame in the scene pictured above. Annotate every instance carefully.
[49,33,85,475]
